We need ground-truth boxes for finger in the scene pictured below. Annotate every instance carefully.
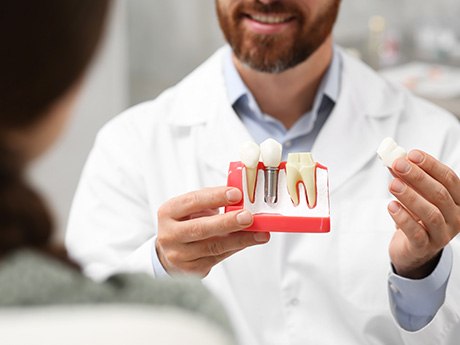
[181,250,240,277]
[179,209,254,242]
[392,157,456,221]
[189,208,220,220]
[390,178,447,243]
[387,201,428,249]
[408,150,460,204]
[165,187,242,220]
[192,231,270,258]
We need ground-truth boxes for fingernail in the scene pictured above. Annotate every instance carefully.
[390,179,406,193]
[408,150,424,164]
[236,210,252,225]
[394,159,411,174]
[254,232,269,242]
[388,201,401,214]
[226,188,242,203]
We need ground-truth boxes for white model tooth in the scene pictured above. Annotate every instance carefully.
[260,139,282,168]
[239,141,260,203]
[286,153,316,207]
[260,139,282,205]
[377,137,407,168]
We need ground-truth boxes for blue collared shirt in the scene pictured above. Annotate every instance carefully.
[223,46,340,159]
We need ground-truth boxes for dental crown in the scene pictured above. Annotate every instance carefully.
[377,137,407,168]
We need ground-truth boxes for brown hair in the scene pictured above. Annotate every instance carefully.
[0,0,110,262]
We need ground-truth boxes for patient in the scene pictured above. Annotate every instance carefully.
[0,1,233,342]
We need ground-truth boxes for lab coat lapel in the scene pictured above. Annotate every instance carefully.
[195,52,253,178]
[312,53,404,194]
[165,47,252,179]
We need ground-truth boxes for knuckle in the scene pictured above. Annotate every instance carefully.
[412,230,428,248]
[157,204,170,220]
[207,241,225,256]
[440,232,451,245]
[238,233,255,248]
[426,208,444,228]
[455,213,460,227]
[406,190,418,204]
[412,170,425,184]
[223,213,239,229]
[435,186,451,205]
[183,192,200,209]
[444,168,459,187]
[397,212,411,227]
[166,250,182,266]
[189,221,206,240]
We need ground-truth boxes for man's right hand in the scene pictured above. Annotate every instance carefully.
[156,186,270,277]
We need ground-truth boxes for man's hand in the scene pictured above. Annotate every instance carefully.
[388,150,460,279]
[156,186,270,277]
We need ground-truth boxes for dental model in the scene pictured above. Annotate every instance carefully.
[286,152,317,208]
[260,138,282,205]
[376,137,407,168]
[239,141,260,203]
[225,139,330,233]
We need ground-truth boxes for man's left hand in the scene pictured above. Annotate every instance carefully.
[388,150,460,279]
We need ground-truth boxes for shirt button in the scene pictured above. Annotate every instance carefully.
[284,141,292,148]
[289,298,300,306]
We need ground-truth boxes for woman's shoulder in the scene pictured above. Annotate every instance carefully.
[0,250,233,335]
[0,249,109,305]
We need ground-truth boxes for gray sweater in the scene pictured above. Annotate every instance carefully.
[0,250,234,339]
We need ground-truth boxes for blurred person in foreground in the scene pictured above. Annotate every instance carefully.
[67,1,460,344]
[0,1,233,342]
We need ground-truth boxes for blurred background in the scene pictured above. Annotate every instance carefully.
[30,0,460,240]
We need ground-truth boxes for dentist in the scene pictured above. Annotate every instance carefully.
[66,1,460,344]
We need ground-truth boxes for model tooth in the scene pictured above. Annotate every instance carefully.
[286,153,301,206]
[299,153,316,208]
[286,153,317,207]
[377,137,406,168]
[239,141,260,203]
[260,138,282,168]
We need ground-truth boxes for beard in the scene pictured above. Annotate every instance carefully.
[216,0,341,73]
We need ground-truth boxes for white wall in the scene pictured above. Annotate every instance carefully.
[127,0,223,104]
[29,0,129,241]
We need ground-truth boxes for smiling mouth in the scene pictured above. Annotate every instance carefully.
[245,13,295,24]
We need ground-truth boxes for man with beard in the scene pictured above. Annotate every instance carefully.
[66,0,460,344]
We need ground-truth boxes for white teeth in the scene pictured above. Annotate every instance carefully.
[250,14,290,24]
[260,139,282,168]
[377,137,407,168]
[286,153,317,208]
[239,141,260,203]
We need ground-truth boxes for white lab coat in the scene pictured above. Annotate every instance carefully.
[66,47,460,345]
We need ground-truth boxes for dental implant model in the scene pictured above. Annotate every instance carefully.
[225,138,330,233]
[260,138,282,206]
